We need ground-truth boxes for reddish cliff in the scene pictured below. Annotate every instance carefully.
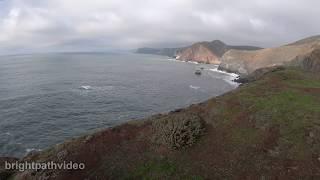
[137,40,261,64]
[175,42,221,64]
[175,40,261,64]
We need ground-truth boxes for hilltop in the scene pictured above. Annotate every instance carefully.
[137,35,320,76]
[136,40,261,64]
[219,35,320,75]
[175,40,261,64]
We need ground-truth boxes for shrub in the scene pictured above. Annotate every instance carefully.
[152,113,204,149]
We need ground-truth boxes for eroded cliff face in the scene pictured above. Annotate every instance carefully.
[301,49,320,72]
[219,35,320,75]
[175,43,221,64]
[137,40,261,64]
[175,40,261,64]
[290,48,320,72]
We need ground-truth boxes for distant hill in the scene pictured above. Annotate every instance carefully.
[175,40,261,64]
[219,35,320,75]
[288,35,320,46]
[136,47,179,57]
[136,40,261,64]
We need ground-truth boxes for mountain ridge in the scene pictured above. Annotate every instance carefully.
[136,40,262,64]
[219,35,320,75]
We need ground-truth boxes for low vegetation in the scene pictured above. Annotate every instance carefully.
[151,113,204,149]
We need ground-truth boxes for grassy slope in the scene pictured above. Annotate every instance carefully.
[13,68,320,180]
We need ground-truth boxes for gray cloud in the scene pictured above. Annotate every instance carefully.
[0,0,319,54]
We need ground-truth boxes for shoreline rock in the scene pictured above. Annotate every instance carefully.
[234,66,286,83]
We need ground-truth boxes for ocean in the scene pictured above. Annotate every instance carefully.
[0,52,238,157]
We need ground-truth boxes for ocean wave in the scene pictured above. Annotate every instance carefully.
[209,67,239,78]
[189,85,200,90]
[167,58,183,63]
[79,85,114,91]
[208,66,240,86]
[167,58,199,64]
[187,61,199,64]
[26,148,42,153]
[80,86,92,90]
[166,58,240,86]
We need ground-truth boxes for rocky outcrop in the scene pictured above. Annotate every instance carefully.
[235,66,286,83]
[175,42,221,64]
[219,35,320,75]
[175,40,261,64]
[137,40,261,64]
[289,48,320,72]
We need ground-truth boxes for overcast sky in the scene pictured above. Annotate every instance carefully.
[0,0,319,54]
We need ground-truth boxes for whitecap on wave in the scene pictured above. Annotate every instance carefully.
[77,85,115,93]
[167,58,199,64]
[189,85,200,90]
[209,66,239,78]
[208,66,240,86]
[26,148,42,153]
[188,61,199,64]
[80,85,92,90]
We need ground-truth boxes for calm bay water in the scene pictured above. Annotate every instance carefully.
[0,52,237,157]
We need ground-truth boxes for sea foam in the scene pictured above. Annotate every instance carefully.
[189,85,200,90]
[208,66,240,86]
[80,86,92,90]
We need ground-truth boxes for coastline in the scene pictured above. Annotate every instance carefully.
[5,67,320,179]
[167,57,240,86]
[3,48,319,178]
[0,54,239,159]
[30,58,240,156]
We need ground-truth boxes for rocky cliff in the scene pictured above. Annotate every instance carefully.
[175,41,221,64]
[289,48,320,72]
[136,40,261,64]
[219,35,320,75]
[175,40,261,64]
